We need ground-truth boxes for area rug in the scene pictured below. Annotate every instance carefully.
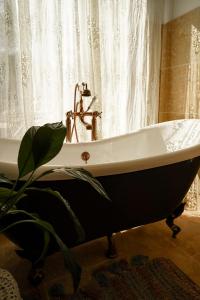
[67,255,200,300]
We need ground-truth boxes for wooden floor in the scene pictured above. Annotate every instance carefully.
[0,212,200,299]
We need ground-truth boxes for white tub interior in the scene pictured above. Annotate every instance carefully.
[1,119,200,180]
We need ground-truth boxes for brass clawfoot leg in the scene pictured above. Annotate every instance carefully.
[166,202,186,238]
[106,233,117,258]
[28,261,45,286]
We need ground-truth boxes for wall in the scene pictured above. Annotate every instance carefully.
[163,0,173,24]
[173,0,200,19]
[159,7,200,122]
[163,0,200,23]
[159,6,200,211]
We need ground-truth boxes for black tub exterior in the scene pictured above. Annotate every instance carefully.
[3,156,200,261]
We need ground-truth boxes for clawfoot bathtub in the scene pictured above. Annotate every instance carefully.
[1,119,200,262]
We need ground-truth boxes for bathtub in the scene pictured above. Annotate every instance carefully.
[1,119,200,260]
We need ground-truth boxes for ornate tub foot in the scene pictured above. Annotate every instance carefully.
[106,233,117,258]
[166,202,186,238]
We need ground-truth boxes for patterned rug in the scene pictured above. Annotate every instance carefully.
[65,255,200,300]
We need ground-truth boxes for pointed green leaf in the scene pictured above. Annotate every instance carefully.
[34,167,110,201]
[54,234,81,291]
[0,187,27,204]
[32,122,66,168]
[0,188,26,202]
[26,187,85,243]
[18,126,39,178]
[1,209,81,291]
[0,174,13,185]
[18,122,66,178]
[31,167,110,203]
[35,229,51,264]
[32,169,56,181]
[61,168,110,201]
[0,187,14,201]
[0,187,27,219]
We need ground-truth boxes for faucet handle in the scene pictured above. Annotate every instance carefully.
[93,111,102,118]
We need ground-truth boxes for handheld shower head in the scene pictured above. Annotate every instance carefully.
[81,82,91,97]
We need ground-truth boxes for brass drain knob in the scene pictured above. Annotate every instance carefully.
[81,151,90,163]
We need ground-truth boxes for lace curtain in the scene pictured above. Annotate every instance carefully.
[0,0,163,140]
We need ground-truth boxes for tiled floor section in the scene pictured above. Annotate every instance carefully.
[0,212,200,299]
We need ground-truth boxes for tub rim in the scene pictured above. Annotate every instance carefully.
[1,118,200,180]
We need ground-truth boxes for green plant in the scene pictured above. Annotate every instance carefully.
[0,122,109,291]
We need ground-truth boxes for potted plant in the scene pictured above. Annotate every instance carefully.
[0,122,109,291]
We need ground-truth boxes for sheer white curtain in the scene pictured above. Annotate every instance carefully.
[0,0,163,140]
[99,0,163,137]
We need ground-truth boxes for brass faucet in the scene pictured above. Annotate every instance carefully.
[66,82,101,142]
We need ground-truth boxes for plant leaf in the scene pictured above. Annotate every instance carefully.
[35,229,51,264]
[0,188,26,202]
[32,169,56,181]
[32,167,110,202]
[0,209,81,291]
[0,188,27,218]
[0,174,13,185]
[61,168,110,201]
[28,217,81,291]
[32,122,66,168]
[53,234,81,291]
[18,126,39,178]
[18,122,66,178]
[0,187,14,201]
[26,187,85,243]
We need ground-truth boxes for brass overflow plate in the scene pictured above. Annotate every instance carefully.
[81,151,90,164]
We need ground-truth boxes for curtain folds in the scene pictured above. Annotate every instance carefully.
[0,0,163,139]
